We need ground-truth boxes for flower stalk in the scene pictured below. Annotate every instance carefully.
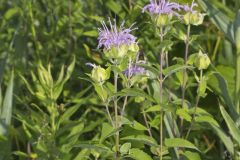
[185,69,203,139]
[159,26,165,160]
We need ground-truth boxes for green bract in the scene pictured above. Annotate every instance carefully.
[183,12,204,26]
[104,44,139,60]
[155,14,172,27]
[128,43,139,59]
[194,50,211,70]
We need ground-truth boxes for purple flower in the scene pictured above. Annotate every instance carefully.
[181,1,198,13]
[142,0,182,16]
[98,18,137,50]
[124,61,146,77]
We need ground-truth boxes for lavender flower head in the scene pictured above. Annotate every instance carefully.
[98,18,137,50]
[124,61,146,77]
[142,0,182,16]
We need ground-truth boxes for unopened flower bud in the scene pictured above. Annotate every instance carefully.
[91,65,110,83]
[194,50,210,70]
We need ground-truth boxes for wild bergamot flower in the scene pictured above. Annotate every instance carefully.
[142,0,182,26]
[98,18,139,59]
[142,0,181,16]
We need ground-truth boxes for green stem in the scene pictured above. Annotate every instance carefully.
[143,111,153,138]
[114,70,120,159]
[105,102,114,126]
[50,103,56,134]
[211,35,221,61]
[180,24,191,136]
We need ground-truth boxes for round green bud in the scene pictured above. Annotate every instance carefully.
[91,66,110,83]
[183,12,204,26]
[194,51,211,70]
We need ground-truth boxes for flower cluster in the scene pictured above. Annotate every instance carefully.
[142,0,204,26]
[97,18,139,59]
[98,19,137,50]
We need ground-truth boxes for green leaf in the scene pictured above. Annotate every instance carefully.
[120,143,131,154]
[220,105,240,146]
[128,148,152,160]
[210,124,234,155]
[182,151,201,160]
[176,108,192,122]
[74,143,111,152]
[13,151,29,158]
[121,135,158,147]
[115,88,155,102]
[100,123,114,143]
[1,72,14,125]
[163,65,194,82]
[131,121,148,131]
[105,0,122,15]
[208,72,237,120]
[58,105,81,125]
[165,138,199,151]
[4,8,20,20]
[197,77,207,97]
[94,84,108,101]
[195,115,219,127]
[235,10,240,52]
[144,105,160,112]
[82,30,98,37]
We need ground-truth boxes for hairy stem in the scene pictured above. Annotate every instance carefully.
[180,24,191,136]
[159,26,164,160]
